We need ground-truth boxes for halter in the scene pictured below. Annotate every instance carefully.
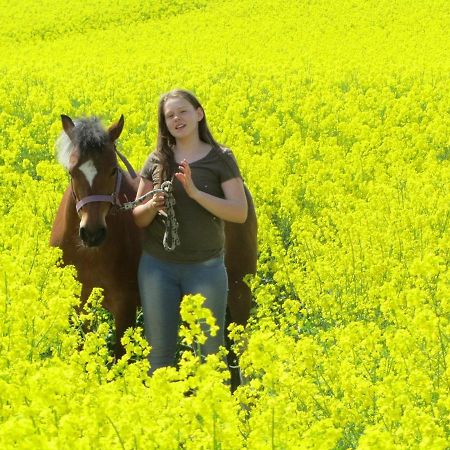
[73,169,122,213]
[72,148,137,213]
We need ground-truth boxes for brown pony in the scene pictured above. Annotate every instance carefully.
[51,115,141,357]
[51,115,257,386]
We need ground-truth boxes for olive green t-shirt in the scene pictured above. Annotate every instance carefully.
[140,146,242,263]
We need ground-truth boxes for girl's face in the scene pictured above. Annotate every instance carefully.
[163,97,203,141]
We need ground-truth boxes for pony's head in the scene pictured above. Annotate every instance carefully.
[56,115,124,247]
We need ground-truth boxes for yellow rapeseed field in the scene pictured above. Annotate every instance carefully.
[0,0,449,448]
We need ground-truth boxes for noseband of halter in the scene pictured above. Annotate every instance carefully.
[72,148,137,213]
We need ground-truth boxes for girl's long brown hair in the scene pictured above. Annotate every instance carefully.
[156,89,221,181]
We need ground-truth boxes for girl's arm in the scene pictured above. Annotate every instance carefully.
[175,159,248,223]
[132,177,166,228]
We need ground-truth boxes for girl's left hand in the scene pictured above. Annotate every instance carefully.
[175,159,199,198]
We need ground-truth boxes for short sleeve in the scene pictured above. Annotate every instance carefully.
[217,147,242,183]
[140,151,161,185]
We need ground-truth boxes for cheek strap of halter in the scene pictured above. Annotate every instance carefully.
[115,148,137,179]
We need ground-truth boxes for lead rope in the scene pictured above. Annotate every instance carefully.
[161,181,180,251]
[119,181,180,252]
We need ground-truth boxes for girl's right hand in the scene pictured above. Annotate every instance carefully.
[133,178,167,227]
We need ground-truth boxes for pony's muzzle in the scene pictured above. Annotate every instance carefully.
[79,226,107,247]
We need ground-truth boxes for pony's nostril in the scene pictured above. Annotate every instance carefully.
[80,227,107,247]
[93,227,107,245]
[79,227,88,243]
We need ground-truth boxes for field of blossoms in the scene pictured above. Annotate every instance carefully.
[1,0,449,448]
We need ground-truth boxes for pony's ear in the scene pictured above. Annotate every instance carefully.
[108,114,124,142]
[61,114,75,139]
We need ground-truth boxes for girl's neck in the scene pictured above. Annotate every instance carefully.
[174,136,211,158]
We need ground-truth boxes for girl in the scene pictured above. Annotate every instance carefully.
[133,89,248,374]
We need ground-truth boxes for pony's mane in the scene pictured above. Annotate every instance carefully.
[56,117,108,169]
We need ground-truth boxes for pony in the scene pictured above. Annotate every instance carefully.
[51,115,141,358]
[51,114,257,388]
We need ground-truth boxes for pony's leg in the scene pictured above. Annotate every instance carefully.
[73,284,93,342]
[225,308,242,392]
[111,294,138,359]
[225,272,255,392]
[227,274,253,326]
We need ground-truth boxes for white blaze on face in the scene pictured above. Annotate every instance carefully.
[79,160,97,187]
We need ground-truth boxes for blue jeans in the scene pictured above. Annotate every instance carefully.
[138,252,228,374]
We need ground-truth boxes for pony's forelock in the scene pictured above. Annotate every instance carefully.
[55,117,109,169]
